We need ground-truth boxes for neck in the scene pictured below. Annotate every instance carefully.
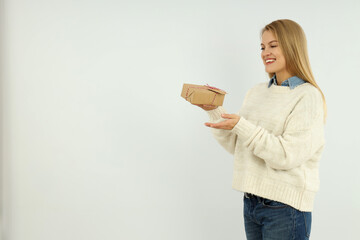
[275,71,293,85]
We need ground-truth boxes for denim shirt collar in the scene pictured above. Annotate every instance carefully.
[268,74,306,89]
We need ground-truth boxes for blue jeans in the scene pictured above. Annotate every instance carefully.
[243,193,311,240]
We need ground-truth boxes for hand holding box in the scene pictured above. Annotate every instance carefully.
[181,83,227,106]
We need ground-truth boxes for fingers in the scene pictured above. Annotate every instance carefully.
[192,104,212,107]
[192,104,218,111]
[221,114,238,119]
[204,122,212,127]
[205,122,220,128]
[205,120,231,129]
[205,115,240,130]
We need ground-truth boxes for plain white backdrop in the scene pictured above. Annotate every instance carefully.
[1,0,359,239]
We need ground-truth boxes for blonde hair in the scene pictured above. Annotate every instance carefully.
[261,19,327,124]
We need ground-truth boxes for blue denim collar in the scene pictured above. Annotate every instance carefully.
[268,74,306,89]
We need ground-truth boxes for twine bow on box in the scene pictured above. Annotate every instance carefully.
[184,83,227,105]
[205,84,227,93]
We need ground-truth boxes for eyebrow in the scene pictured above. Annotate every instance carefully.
[261,40,278,46]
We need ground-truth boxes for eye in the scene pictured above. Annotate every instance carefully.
[260,47,264,50]
[271,45,277,48]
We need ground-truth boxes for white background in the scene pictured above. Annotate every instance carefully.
[1,0,359,239]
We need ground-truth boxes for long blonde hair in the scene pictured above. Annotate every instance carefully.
[261,19,327,124]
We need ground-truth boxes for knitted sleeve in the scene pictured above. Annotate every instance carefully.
[205,106,237,155]
[206,88,253,155]
[231,90,325,170]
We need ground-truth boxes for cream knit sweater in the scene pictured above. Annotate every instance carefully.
[206,82,325,211]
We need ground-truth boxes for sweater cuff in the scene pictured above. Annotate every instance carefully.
[231,116,258,141]
[206,106,226,122]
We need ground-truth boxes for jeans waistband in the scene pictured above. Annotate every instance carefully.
[244,192,257,199]
[244,192,265,203]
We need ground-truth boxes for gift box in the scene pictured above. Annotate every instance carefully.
[181,83,227,106]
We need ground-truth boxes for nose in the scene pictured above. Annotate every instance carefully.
[262,48,271,57]
[262,49,272,60]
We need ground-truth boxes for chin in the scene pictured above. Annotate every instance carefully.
[265,67,279,74]
[265,68,275,74]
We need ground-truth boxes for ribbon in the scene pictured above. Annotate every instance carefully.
[205,84,226,93]
[185,84,225,105]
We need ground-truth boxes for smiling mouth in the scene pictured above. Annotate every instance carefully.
[265,59,276,64]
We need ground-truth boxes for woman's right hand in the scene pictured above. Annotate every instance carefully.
[192,104,218,111]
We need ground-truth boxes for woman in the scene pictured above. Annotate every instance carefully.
[194,19,327,239]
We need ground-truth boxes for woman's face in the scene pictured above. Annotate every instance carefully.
[261,31,290,77]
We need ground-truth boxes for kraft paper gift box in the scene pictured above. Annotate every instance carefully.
[181,83,227,106]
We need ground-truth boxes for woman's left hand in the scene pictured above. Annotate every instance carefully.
[205,114,241,130]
